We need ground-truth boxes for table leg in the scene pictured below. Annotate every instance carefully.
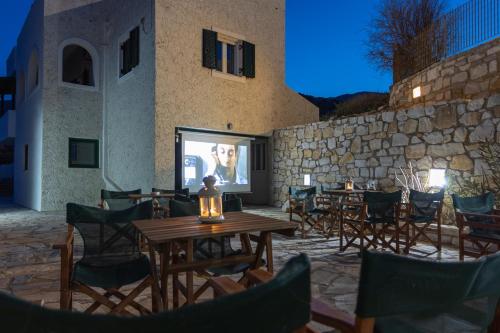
[265,232,274,273]
[160,242,171,310]
[147,243,163,312]
[186,239,194,304]
[253,232,267,269]
[240,233,252,255]
[172,244,179,309]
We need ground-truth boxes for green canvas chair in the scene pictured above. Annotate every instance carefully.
[349,250,500,333]
[100,188,141,210]
[53,201,159,314]
[289,186,331,238]
[402,189,445,254]
[230,250,500,333]
[340,191,402,253]
[0,254,311,333]
[452,192,500,260]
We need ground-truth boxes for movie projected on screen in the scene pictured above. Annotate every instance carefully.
[180,130,252,193]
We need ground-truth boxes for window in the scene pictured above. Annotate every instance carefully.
[68,138,99,168]
[202,29,255,79]
[27,50,39,95]
[24,145,28,171]
[120,27,140,77]
[18,71,25,103]
[62,44,94,86]
[251,142,266,171]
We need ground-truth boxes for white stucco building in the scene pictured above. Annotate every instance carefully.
[6,0,318,211]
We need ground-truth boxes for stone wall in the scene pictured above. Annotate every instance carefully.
[272,94,500,224]
[390,37,500,109]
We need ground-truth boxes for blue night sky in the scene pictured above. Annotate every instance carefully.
[1,0,468,97]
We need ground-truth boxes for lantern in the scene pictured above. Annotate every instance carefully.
[345,178,354,191]
[198,175,224,223]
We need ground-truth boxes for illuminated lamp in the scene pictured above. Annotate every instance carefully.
[198,175,224,223]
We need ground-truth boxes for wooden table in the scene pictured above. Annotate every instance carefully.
[133,211,296,310]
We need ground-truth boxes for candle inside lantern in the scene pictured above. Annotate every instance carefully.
[198,176,224,223]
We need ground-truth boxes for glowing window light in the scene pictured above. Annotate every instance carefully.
[413,86,421,98]
[428,169,446,187]
[304,174,311,186]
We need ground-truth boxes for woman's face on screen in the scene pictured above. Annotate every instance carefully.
[216,144,236,168]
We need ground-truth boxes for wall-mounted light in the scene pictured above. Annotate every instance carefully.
[304,174,311,186]
[428,169,446,187]
[412,86,421,99]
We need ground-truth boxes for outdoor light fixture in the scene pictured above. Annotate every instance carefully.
[413,86,421,99]
[198,175,224,223]
[428,169,446,188]
[345,178,354,191]
[304,174,311,186]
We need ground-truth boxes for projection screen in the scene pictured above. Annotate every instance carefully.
[178,129,253,193]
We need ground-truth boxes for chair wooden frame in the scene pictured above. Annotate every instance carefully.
[210,267,500,333]
[209,268,370,333]
[401,198,444,254]
[289,191,331,238]
[52,225,162,314]
[339,202,401,253]
[455,210,500,261]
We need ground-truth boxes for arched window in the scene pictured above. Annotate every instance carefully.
[62,44,95,86]
[27,50,39,95]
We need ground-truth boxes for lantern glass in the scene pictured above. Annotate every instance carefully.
[345,179,354,191]
[198,176,224,223]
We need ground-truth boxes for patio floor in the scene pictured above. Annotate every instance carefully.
[0,203,460,323]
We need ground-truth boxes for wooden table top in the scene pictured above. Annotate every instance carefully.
[128,193,176,199]
[133,211,297,245]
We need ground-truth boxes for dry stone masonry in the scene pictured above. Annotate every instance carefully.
[272,95,500,224]
[273,37,500,226]
[390,37,500,109]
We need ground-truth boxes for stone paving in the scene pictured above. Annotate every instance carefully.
[0,201,460,329]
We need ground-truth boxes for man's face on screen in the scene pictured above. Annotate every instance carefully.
[217,144,236,168]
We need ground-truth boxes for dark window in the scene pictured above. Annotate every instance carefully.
[24,145,28,171]
[62,44,94,86]
[68,138,99,168]
[251,142,266,171]
[216,41,223,72]
[227,44,235,75]
[202,29,255,78]
[120,27,140,77]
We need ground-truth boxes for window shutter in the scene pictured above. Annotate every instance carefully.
[130,27,140,68]
[202,29,217,69]
[242,41,255,78]
[121,40,131,75]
